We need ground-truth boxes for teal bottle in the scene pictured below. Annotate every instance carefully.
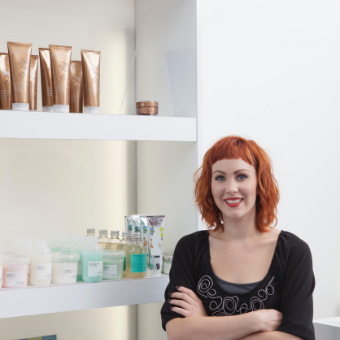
[70,235,86,281]
[82,236,103,283]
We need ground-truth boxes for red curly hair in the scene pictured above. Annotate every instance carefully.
[194,136,280,233]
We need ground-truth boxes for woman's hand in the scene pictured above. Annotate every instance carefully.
[168,286,207,318]
[251,309,282,332]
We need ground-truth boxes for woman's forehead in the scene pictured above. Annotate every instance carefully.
[211,158,255,172]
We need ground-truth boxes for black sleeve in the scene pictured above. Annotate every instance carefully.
[160,235,198,331]
[277,241,316,340]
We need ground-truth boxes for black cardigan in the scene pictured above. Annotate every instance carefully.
[161,229,316,340]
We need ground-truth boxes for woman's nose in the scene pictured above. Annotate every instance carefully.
[225,180,238,194]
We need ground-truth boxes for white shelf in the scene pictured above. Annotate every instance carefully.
[313,317,340,339]
[314,317,340,327]
[0,275,169,319]
[0,110,196,142]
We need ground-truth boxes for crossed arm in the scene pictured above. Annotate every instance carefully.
[166,286,302,340]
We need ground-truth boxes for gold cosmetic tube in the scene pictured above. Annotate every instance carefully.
[81,49,100,114]
[70,61,83,113]
[39,48,53,112]
[7,42,32,111]
[49,45,72,113]
[0,53,12,110]
[29,55,38,111]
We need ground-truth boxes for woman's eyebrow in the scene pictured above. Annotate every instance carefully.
[212,169,250,175]
[213,170,226,175]
[234,169,250,174]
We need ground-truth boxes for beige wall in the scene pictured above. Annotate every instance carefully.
[0,307,137,340]
[0,0,138,339]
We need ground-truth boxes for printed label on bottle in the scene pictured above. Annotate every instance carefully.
[103,265,118,279]
[0,266,2,285]
[6,271,26,287]
[37,264,52,281]
[77,261,82,275]
[88,261,103,277]
[150,256,161,270]
[131,254,146,273]
[64,267,77,281]
[124,257,126,271]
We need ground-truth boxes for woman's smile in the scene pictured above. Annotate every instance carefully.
[224,198,244,207]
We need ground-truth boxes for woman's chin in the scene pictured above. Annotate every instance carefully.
[222,209,251,221]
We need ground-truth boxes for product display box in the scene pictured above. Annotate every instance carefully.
[17,336,57,340]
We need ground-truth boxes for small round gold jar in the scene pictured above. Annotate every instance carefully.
[136,101,158,116]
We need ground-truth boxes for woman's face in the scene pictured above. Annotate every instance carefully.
[211,158,258,222]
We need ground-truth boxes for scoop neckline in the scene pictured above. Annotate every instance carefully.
[206,229,284,297]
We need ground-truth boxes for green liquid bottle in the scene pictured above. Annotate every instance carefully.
[126,232,146,279]
[82,236,103,283]
[70,235,86,281]
[117,232,130,277]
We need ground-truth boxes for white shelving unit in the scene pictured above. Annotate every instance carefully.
[0,1,199,339]
[0,275,169,319]
[313,317,340,339]
[0,110,196,141]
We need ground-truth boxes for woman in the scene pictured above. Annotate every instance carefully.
[161,136,315,340]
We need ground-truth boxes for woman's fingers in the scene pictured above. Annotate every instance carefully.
[169,299,191,311]
[176,286,201,302]
[170,306,190,317]
[170,292,195,305]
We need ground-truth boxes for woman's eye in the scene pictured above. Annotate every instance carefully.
[238,174,247,180]
[215,175,225,181]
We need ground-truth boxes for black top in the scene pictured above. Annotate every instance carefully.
[161,230,316,340]
[214,274,261,294]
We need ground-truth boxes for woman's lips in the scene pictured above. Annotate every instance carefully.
[224,198,243,207]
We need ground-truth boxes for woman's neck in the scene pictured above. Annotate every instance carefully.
[216,207,261,243]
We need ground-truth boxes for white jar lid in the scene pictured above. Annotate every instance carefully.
[4,254,30,266]
[52,253,79,263]
[53,105,70,113]
[84,106,100,114]
[163,253,173,262]
[12,103,29,111]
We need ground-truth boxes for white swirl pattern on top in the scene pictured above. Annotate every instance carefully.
[197,275,275,316]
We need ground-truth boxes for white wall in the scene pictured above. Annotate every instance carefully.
[136,1,198,339]
[136,0,197,118]
[201,0,340,319]
[0,0,138,339]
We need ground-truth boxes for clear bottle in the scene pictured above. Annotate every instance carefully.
[30,239,52,286]
[98,229,109,250]
[105,231,120,250]
[82,236,103,283]
[86,228,95,243]
[70,235,86,281]
[117,232,130,277]
[126,232,146,279]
